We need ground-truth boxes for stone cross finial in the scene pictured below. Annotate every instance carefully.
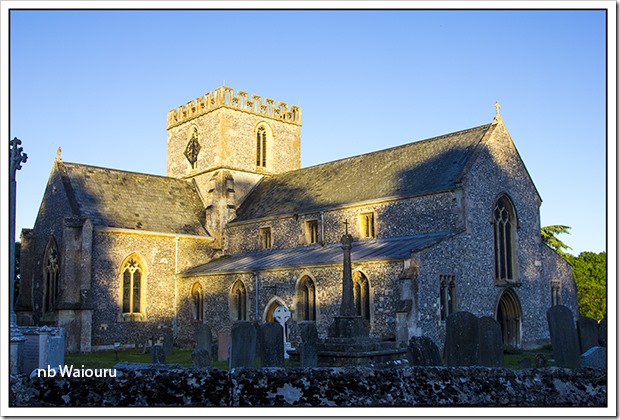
[495,101,501,116]
[9,138,28,176]
[344,219,349,235]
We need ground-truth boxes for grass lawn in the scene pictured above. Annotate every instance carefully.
[64,346,554,370]
[65,349,228,370]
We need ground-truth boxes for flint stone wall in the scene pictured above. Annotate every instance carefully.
[10,366,605,407]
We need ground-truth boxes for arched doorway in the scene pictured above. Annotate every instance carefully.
[495,288,522,349]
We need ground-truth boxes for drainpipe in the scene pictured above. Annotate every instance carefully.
[254,271,259,321]
[173,236,179,338]
[320,211,325,246]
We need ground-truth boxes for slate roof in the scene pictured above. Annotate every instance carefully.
[57,161,209,236]
[233,124,492,222]
[181,231,453,276]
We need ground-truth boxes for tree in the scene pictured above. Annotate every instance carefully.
[570,251,607,320]
[541,225,572,259]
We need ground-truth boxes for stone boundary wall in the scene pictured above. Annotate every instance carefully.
[10,366,606,407]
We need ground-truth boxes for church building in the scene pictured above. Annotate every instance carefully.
[16,86,577,353]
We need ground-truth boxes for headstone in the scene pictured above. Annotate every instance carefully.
[406,336,442,366]
[546,305,580,368]
[576,317,599,353]
[477,316,504,367]
[163,332,174,355]
[194,324,212,353]
[47,331,65,369]
[299,321,319,368]
[191,349,212,368]
[21,326,65,373]
[273,305,291,359]
[598,315,607,347]
[229,321,257,369]
[535,353,548,368]
[445,311,479,366]
[259,322,285,368]
[518,357,532,369]
[192,323,213,368]
[217,330,231,362]
[580,346,606,370]
[150,344,166,364]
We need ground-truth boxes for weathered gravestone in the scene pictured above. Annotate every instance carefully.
[259,322,284,368]
[218,330,231,362]
[299,321,319,368]
[598,315,607,347]
[150,344,166,364]
[192,324,213,368]
[406,336,442,366]
[163,331,174,356]
[580,346,606,370]
[576,317,599,354]
[229,321,257,369]
[445,311,479,366]
[546,305,580,368]
[478,316,504,367]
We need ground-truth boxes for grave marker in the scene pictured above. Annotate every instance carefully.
[299,321,318,368]
[259,322,284,368]
[546,305,580,368]
[229,321,257,369]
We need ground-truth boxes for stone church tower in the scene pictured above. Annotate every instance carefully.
[165,86,302,249]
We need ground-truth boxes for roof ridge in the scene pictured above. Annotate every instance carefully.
[269,123,492,179]
[61,161,188,183]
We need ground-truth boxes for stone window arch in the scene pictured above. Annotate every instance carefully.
[353,271,371,321]
[121,254,145,321]
[255,123,272,168]
[493,194,518,284]
[551,280,562,306]
[296,275,317,321]
[229,279,248,321]
[191,282,203,322]
[42,237,60,314]
[439,274,457,321]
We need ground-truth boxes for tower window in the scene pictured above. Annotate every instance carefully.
[256,126,267,167]
[184,127,201,169]
[359,212,376,238]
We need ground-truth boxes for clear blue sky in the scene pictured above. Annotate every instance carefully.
[6,7,610,255]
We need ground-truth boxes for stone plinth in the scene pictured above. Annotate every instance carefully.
[327,316,369,338]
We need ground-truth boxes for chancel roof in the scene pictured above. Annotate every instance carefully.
[181,231,453,276]
[57,161,209,236]
[234,124,492,222]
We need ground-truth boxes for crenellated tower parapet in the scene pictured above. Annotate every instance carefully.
[167,86,302,129]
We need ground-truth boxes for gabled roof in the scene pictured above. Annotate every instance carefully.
[181,231,453,276]
[56,161,209,236]
[234,124,492,222]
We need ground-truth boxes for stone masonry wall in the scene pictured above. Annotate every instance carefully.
[176,260,404,347]
[226,191,459,255]
[10,366,606,407]
[90,231,215,349]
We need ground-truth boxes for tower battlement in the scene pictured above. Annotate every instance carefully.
[167,86,302,129]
